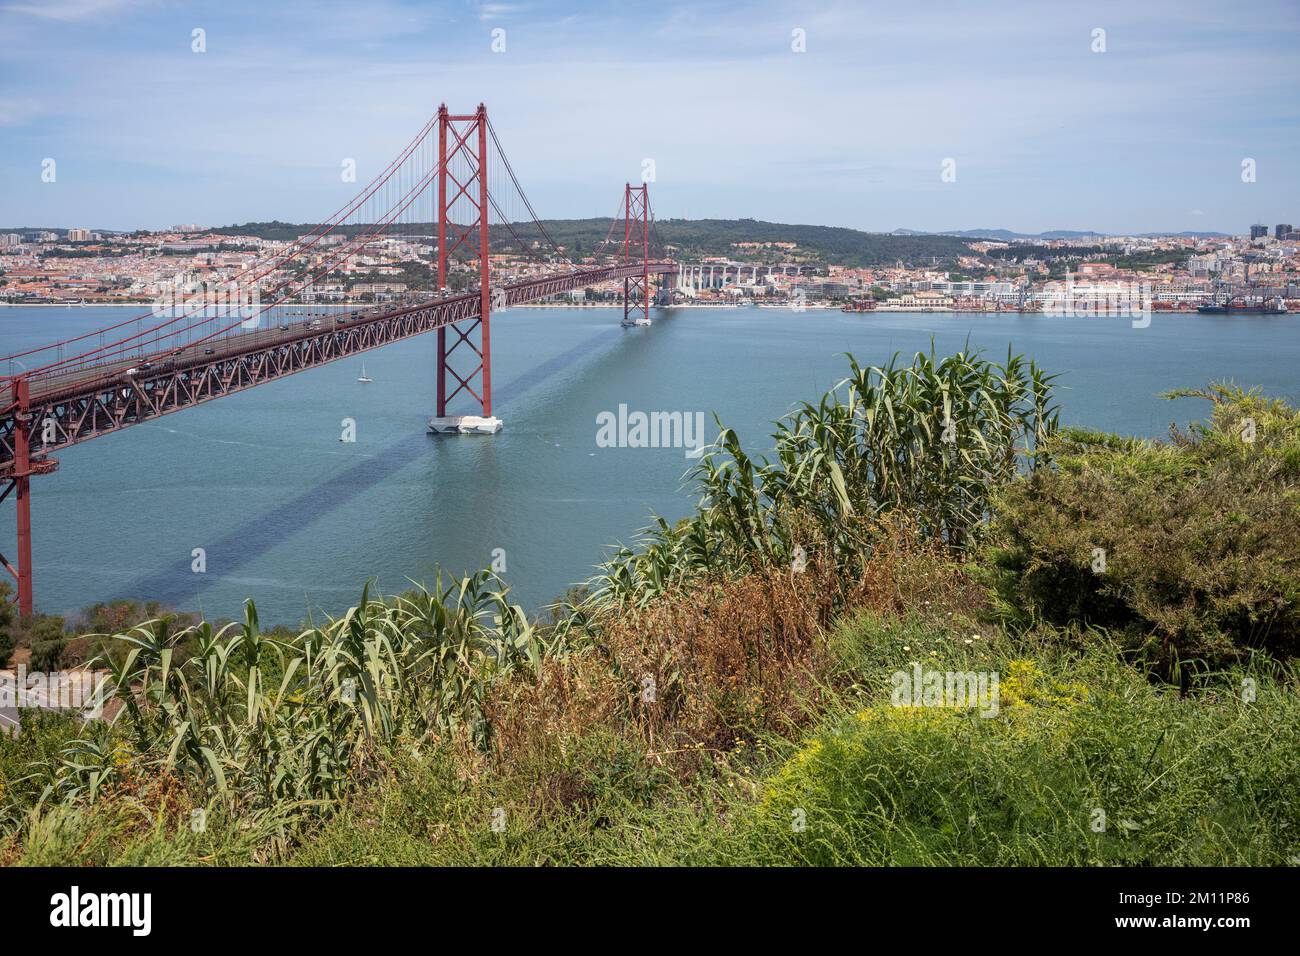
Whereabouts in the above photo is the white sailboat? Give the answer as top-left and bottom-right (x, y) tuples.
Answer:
(357, 362), (373, 383)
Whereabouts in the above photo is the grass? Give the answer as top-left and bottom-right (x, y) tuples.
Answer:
(7, 610), (1293, 867)
(733, 615), (1300, 866)
(290, 616), (1300, 867)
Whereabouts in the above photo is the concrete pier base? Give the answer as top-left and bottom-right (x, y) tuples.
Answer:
(427, 415), (503, 435)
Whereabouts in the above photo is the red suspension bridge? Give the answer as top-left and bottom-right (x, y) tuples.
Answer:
(0, 104), (677, 617)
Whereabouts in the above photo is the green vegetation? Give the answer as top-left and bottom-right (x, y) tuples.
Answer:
(1107, 249), (1190, 271)
(584, 345), (1056, 614)
(644, 218), (973, 267)
(740, 618), (1298, 866)
(986, 244), (1189, 272)
(1, 351), (1295, 867)
(210, 218), (977, 268)
(990, 384), (1300, 670)
(0, 595), (202, 672)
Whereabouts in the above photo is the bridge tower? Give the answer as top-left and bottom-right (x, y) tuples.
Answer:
(1, 376), (56, 619)
(619, 183), (652, 327)
(1, 377), (33, 617)
(430, 103), (501, 434)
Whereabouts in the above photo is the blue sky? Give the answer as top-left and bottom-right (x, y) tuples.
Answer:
(1, 0), (1297, 233)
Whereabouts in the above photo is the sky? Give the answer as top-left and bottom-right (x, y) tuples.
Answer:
(1, 0), (1297, 235)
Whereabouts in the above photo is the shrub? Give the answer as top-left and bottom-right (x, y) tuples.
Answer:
(28, 639), (68, 672)
(1, 573), (541, 833)
(0, 710), (84, 836)
(581, 346), (1057, 614)
(26, 616), (69, 671)
(491, 516), (982, 787)
(988, 384), (1300, 669)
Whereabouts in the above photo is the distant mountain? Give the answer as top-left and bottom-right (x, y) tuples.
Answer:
(1139, 231), (1233, 239)
(944, 229), (1110, 241)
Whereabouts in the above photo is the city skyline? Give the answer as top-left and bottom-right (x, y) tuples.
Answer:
(1, 0), (1298, 234)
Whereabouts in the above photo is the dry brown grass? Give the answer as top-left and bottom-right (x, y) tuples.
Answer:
(481, 517), (982, 794)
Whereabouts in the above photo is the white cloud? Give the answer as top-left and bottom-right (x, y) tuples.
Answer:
(0, 97), (41, 126)
(1, 0), (1296, 232)
(2, 0), (142, 20)
(475, 2), (527, 20)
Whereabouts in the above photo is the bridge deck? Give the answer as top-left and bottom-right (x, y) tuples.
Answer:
(1, 261), (677, 476)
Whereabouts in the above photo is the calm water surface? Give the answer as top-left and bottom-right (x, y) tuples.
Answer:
(2, 305), (1297, 624)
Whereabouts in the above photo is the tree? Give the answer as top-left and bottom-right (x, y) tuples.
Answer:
(27, 615), (67, 671)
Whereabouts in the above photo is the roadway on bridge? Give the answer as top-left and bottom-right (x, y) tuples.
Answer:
(21, 262), (675, 406)
(26, 291), (478, 403)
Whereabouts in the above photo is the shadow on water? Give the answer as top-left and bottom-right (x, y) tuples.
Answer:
(120, 321), (629, 614)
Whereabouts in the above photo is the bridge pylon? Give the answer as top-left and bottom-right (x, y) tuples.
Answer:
(430, 103), (501, 435)
(619, 183), (652, 328)
(1, 376), (57, 619)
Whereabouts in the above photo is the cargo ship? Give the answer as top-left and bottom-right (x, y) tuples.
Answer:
(1196, 297), (1287, 314)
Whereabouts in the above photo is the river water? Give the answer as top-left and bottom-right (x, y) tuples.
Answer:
(2, 304), (1296, 624)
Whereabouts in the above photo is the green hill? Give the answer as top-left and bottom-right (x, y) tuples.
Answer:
(208, 218), (976, 268)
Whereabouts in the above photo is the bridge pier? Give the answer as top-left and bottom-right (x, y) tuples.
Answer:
(427, 415), (503, 435)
